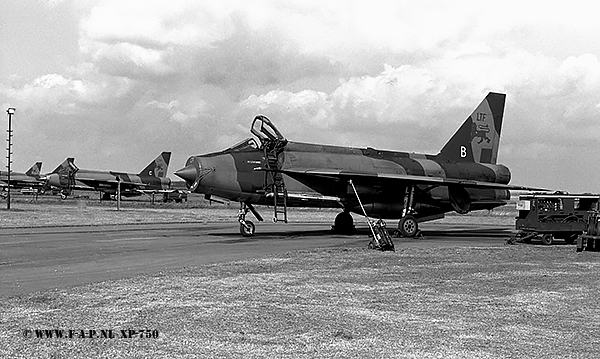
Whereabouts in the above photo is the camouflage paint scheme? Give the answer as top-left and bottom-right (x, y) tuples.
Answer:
(176, 93), (536, 234)
(0, 162), (46, 190)
(47, 152), (172, 198)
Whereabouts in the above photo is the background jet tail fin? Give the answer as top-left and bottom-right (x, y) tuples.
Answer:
(26, 162), (43, 177)
(437, 92), (506, 164)
(51, 158), (78, 175)
(138, 152), (171, 178)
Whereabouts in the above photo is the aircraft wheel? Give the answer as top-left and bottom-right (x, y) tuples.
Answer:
(333, 211), (354, 234)
(240, 221), (255, 237)
(541, 234), (554, 245)
(398, 215), (418, 237)
(60, 193), (67, 200)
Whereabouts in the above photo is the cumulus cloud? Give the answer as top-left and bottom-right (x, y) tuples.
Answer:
(2, 0), (600, 191)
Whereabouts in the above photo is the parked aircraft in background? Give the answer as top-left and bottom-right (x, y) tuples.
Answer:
(0, 162), (47, 193)
(176, 92), (543, 237)
(47, 152), (173, 200)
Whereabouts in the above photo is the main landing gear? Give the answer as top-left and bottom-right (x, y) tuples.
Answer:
(332, 210), (419, 237)
(398, 215), (418, 237)
(396, 185), (419, 237)
(342, 181), (420, 238)
(332, 211), (355, 234)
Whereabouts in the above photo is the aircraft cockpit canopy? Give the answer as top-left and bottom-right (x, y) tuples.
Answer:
(250, 115), (287, 149)
(226, 138), (259, 153)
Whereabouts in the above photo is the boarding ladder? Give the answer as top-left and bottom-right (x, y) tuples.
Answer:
(59, 158), (78, 198)
(251, 115), (289, 223)
(264, 145), (288, 223)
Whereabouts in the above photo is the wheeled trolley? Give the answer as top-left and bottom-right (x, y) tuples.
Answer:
(509, 193), (599, 245)
(577, 211), (600, 252)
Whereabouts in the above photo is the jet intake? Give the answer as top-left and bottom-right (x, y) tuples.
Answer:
(448, 185), (471, 214)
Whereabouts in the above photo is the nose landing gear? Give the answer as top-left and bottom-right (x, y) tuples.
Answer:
(237, 202), (263, 237)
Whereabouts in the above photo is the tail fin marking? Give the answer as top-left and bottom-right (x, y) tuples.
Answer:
(26, 162), (42, 177)
(138, 152), (171, 178)
(437, 92), (506, 164)
(51, 158), (78, 175)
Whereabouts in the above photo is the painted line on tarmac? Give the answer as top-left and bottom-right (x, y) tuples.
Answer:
(96, 237), (161, 242)
(0, 239), (40, 245)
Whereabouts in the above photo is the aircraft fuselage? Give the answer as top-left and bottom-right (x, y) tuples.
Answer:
(0, 171), (46, 190)
(182, 140), (511, 220)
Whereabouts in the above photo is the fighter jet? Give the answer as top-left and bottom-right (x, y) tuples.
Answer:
(176, 92), (539, 237)
(47, 152), (172, 200)
(0, 162), (47, 192)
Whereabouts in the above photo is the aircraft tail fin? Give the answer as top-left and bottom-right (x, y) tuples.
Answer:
(51, 158), (78, 175)
(26, 162), (43, 177)
(437, 92), (506, 164)
(138, 152), (171, 178)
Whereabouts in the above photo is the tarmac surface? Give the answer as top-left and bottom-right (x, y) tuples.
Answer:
(0, 221), (512, 298)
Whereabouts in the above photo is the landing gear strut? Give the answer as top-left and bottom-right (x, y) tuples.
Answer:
(397, 185), (419, 237)
(238, 202), (263, 237)
(238, 203), (255, 237)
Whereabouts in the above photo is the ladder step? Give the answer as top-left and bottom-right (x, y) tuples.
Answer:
(263, 148), (288, 223)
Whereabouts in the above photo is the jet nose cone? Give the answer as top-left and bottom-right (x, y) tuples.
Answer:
(175, 164), (198, 183)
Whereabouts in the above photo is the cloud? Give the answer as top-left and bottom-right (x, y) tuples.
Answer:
(39, 0), (69, 8)
(237, 49), (600, 154)
(3, 0), (600, 191)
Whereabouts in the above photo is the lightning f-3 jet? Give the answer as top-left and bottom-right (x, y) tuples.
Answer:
(176, 92), (539, 237)
(0, 162), (47, 193)
(46, 152), (173, 200)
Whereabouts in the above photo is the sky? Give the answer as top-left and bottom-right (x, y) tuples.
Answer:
(1, 0), (600, 193)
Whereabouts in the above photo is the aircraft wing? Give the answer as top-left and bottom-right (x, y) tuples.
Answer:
(75, 178), (146, 191)
(275, 168), (547, 192)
